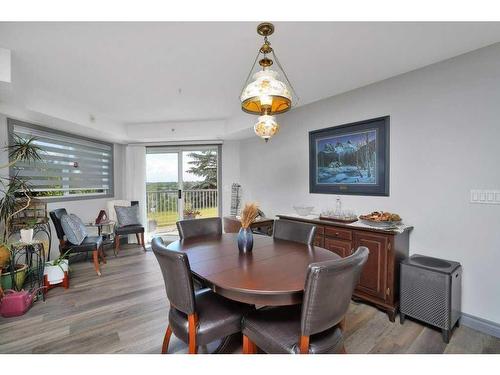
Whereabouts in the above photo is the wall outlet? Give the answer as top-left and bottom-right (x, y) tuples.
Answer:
(470, 189), (500, 205)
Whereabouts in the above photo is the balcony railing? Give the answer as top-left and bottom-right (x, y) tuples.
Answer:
(146, 189), (218, 232)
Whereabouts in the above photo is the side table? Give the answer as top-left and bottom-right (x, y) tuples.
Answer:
(86, 221), (116, 255)
(10, 241), (46, 301)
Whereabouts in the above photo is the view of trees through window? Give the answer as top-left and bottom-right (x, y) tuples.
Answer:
(146, 149), (218, 233)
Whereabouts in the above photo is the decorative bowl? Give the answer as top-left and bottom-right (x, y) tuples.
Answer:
(293, 206), (314, 216)
(359, 219), (402, 228)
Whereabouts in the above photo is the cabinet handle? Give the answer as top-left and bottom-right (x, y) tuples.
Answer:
(335, 232), (340, 236)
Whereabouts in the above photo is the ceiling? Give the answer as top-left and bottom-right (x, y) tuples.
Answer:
(1, 22), (500, 142)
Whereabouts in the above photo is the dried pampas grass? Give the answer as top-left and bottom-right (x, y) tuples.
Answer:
(240, 202), (259, 229)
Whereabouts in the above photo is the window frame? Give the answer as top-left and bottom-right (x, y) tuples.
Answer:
(8, 118), (115, 202)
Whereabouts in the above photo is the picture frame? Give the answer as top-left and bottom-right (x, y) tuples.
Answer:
(309, 116), (390, 196)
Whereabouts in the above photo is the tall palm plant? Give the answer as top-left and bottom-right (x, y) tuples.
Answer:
(0, 135), (42, 242)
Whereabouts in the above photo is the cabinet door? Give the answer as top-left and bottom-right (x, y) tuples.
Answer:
(353, 232), (388, 300)
(313, 235), (324, 248)
(324, 238), (352, 258)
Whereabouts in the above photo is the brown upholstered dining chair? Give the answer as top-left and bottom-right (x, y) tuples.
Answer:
(151, 236), (253, 354)
(273, 219), (317, 245)
(242, 246), (369, 354)
(176, 217), (223, 240)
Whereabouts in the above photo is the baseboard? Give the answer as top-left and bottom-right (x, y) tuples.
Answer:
(461, 313), (500, 338)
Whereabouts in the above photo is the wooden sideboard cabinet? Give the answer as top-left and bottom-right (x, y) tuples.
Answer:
(277, 215), (413, 322)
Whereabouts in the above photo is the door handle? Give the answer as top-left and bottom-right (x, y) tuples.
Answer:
(178, 189), (182, 199)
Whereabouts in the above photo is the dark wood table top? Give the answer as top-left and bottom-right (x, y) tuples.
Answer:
(166, 233), (340, 306)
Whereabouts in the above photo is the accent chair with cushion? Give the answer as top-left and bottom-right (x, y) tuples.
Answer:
(242, 246), (369, 354)
(49, 209), (105, 276)
(151, 236), (253, 354)
(176, 217), (223, 240)
(110, 200), (146, 253)
(273, 219), (317, 245)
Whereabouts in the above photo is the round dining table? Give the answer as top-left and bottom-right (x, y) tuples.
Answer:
(166, 233), (341, 306)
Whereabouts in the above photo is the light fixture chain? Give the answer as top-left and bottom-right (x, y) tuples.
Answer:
(271, 50), (300, 102)
(239, 49), (262, 97)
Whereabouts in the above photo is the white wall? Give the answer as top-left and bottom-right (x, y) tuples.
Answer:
(239, 43), (500, 324)
(0, 114), (126, 259)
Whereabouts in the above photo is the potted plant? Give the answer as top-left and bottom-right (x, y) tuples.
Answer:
(1, 134), (41, 291)
(1, 262), (28, 291)
(237, 202), (259, 253)
(20, 218), (37, 243)
(183, 203), (201, 220)
(43, 249), (71, 289)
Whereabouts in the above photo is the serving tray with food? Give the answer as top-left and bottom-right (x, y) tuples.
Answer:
(359, 211), (402, 228)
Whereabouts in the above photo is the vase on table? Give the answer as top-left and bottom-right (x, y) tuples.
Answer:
(237, 227), (253, 253)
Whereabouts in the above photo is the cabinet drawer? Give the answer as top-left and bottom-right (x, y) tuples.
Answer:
(324, 227), (352, 241)
(324, 238), (353, 258)
(314, 225), (325, 236)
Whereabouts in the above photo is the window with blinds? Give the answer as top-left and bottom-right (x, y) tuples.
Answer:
(8, 119), (114, 200)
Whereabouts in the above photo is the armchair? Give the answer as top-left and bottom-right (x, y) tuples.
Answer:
(49, 209), (105, 276)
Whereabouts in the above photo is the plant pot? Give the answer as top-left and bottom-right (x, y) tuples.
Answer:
(44, 259), (69, 285)
(237, 227), (254, 253)
(1, 264), (28, 291)
(20, 228), (34, 243)
(0, 244), (10, 269)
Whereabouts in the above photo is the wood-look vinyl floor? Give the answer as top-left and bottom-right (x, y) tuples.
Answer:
(1, 245), (499, 354)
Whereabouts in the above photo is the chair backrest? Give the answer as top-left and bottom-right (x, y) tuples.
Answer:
(273, 219), (317, 245)
(49, 208), (68, 241)
(300, 246), (369, 336)
(151, 236), (196, 315)
(107, 200), (131, 222)
(176, 217), (222, 240)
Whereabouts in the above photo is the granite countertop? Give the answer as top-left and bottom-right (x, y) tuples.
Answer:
(276, 213), (413, 235)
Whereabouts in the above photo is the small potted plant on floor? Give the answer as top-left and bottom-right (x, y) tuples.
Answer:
(43, 249), (71, 290)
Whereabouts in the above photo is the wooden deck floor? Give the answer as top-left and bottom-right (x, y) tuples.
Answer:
(1, 245), (499, 354)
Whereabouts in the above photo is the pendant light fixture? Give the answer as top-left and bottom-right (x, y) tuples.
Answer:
(240, 22), (298, 142)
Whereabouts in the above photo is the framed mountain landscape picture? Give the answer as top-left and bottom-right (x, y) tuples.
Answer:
(309, 116), (390, 196)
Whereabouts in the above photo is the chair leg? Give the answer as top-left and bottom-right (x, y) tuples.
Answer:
(92, 250), (101, 276)
(340, 344), (347, 354)
(140, 232), (146, 251)
(299, 335), (310, 354)
(99, 245), (107, 264)
(188, 314), (198, 354)
(243, 335), (257, 354)
(162, 325), (173, 354)
(115, 234), (120, 254)
(135, 233), (140, 245)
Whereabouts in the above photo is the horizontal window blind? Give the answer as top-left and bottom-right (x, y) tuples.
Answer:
(9, 119), (114, 200)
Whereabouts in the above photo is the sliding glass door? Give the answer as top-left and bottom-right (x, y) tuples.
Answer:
(145, 145), (221, 236)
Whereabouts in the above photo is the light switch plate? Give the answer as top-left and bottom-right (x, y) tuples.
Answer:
(470, 189), (500, 205)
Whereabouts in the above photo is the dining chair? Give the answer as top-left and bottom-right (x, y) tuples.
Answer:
(176, 217), (223, 240)
(151, 236), (253, 354)
(273, 219), (316, 245)
(242, 246), (369, 354)
(112, 201), (146, 253)
(49, 209), (105, 276)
